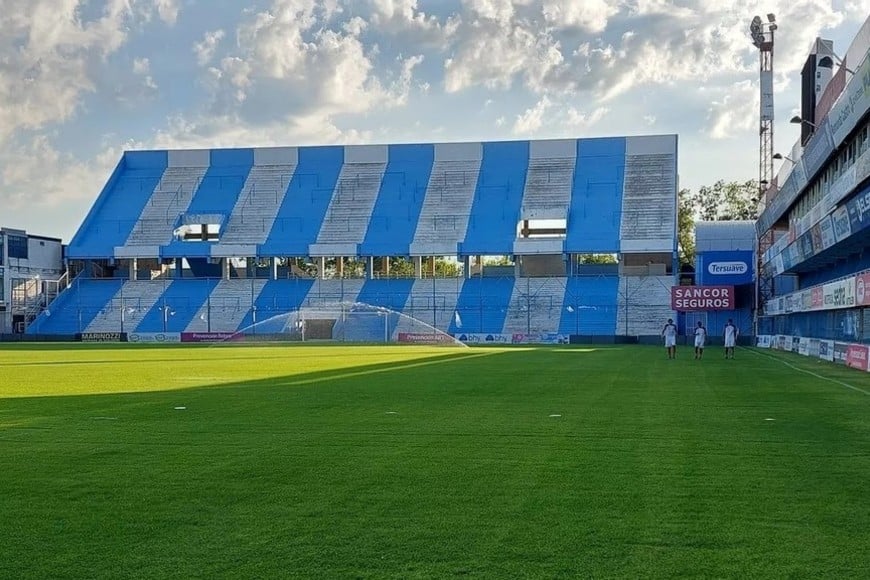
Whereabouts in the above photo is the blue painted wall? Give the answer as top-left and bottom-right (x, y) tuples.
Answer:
(359, 144), (434, 256)
(260, 146), (344, 256)
(461, 141), (529, 255)
(565, 138), (625, 253)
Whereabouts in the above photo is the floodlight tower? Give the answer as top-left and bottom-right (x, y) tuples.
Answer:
(751, 13), (777, 335)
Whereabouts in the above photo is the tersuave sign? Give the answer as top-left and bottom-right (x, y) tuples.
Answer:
(707, 261), (748, 275)
(671, 286), (735, 311)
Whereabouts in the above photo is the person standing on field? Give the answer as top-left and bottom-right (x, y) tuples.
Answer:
(694, 320), (707, 360)
(724, 319), (738, 359)
(662, 318), (678, 359)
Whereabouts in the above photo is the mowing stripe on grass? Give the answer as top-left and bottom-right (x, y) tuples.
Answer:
(742, 347), (870, 396)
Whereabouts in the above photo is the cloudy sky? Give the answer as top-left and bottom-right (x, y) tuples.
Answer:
(2, 0), (869, 242)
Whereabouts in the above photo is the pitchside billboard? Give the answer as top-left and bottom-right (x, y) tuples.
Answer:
(696, 251), (754, 286)
(671, 286), (735, 311)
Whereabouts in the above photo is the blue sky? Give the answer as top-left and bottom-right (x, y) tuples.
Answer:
(2, 0), (869, 241)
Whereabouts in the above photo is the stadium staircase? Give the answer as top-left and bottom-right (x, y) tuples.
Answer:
(185, 279), (268, 333)
(410, 159), (480, 255)
(220, 165), (296, 245)
(125, 167), (206, 246)
(616, 276), (675, 336)
(558, 276), (619, 335)
(84, 280), (169, 333)
(502, 277), (567, 335)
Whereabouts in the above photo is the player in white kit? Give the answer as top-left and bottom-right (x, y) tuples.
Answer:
(693, 320), (707, 360)
(723, 319), (738, 359)
(661, 318), (677, 359)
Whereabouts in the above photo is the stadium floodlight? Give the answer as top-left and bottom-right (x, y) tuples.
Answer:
(790, 115), (817, 128)
(767, 13), (776, 23)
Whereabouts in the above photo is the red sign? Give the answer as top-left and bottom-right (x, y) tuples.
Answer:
(671, 286), (735, 311)
(846, 344), (869, 371)
(180, 332), (243, 343)
(397, 332), (455, 345)
(856, 274), (870, 306)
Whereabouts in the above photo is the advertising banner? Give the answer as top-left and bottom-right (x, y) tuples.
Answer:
(791, 336), (800, 352)
(822, 277), (856, 310)
(810, 224), (823, 252)
(180, 332), (241, 343)
(819, 215), (836, 249)
(832, 205), (852, 242)
(812, 287), (824, 309)
(819, 340), (834, 362)
(757, 335), (771, 348)
(808, 338), (820, 358)
(846, 185), (870, 234)
(127, 332), (181, 343)
(857, 273), (870, 306)
(671, 286), (735, 311)
(846, 344), (870, 371)
(78, 332), (127, 343)
(829, 51), (870, 145)
(698, 251), (754, 286)
(510, 333), (570, 344)
(834, 342), (849, 365)
(399, 332), (457, 344)
(799, 337), (810, 357)
(454, 333), (511, 344)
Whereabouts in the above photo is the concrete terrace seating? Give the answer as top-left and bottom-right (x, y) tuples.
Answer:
(84, 280), (169, 333)
(125, 166), (207, 247)
(28, 279), (124, 335)
(502, 277), (567, 335)
(403, 278), (463, 332)
(185, 279), (268, 333)
(134, 279), (219, 333)
(620, 136), (678, 252)
(312, 155), (388, 256)
(303, 279), (366, 309)
(411, 146), (481, 256)
(616, 275), (675, 336)
(219, 165), (296, 246)
(521, 141), (575, 220)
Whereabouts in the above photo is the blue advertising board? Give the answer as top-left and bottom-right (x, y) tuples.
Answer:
(697, 250), (754, 285)
(847, 183), (870, 234)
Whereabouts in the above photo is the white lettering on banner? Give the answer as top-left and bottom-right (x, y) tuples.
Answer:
(708, 262), (748, 275)
(833, 206), (852, 241)
(856, 190), (870, 224)
(674, 298), (733, 309)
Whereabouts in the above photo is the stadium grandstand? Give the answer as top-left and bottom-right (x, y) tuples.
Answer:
(756, 14), (870, 366)
(24, 136), (678, 344)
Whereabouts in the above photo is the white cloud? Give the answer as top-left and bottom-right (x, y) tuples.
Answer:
(541, 0), (618, 33)
(566, 106), (610, 128)
(512, 96), (552, 135)
(153, 0), (180, 25)
(132, 58), (151, 75)
(706, 80), (757, 139)
(193, 30), (226, 66)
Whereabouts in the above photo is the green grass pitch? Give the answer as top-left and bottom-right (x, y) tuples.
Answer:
(1, 342), (870, 578)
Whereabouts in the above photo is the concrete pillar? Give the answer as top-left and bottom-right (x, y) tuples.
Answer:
(414, 256), (423, 278)
(430, 257), (437, 277)
(129, 258), (137, 281)
(366, 256), (374, 279)
(464, 256), (471, 279)
(319, 257), (325, 279)
(223, 258), (231, 280)
(271, 257), (278, 280)
(337, 256), (344, 278)
(384, 257), (390, 277)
